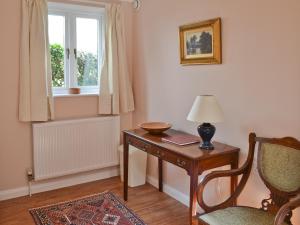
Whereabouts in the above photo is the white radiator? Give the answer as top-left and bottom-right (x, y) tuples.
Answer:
(32, 116), (120, 181)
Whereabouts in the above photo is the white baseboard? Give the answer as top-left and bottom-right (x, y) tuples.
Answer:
(146, 175), (189, 207)
(2, 169), (201, 212)
(0, 186), (30, 202)
(0, 166), (119, 201)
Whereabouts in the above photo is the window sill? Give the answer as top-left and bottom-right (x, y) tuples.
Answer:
(53, 93), (99, 98)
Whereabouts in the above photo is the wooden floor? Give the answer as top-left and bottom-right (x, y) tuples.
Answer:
(0, 177), (189, 225)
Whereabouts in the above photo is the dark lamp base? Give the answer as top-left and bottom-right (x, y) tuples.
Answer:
(197, 123), (216, 150)
(200, 142), (214, 150)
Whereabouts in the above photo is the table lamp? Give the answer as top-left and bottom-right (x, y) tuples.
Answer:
(187, 95), (224, 150)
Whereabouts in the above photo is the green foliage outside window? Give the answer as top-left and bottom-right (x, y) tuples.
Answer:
(50, 44), (98, 87)
(50, 44), (65, 87)
(76, 51), (98, 86)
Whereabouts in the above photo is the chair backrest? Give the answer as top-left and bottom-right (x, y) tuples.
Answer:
(256, 136), (300, 220)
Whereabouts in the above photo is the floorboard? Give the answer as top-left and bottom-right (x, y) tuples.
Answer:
(0, 177), (189, 225)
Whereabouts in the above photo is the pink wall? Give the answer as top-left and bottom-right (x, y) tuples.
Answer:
(0, 0), (133, 191)
(0, 0), (299, 222)
(132, 0), (300, 222)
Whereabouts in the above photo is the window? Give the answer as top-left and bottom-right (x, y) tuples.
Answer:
(48, 3), (104, 95)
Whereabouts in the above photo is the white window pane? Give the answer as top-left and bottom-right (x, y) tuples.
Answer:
(48, 15), (65, 88)
(76, 17), (98, 87)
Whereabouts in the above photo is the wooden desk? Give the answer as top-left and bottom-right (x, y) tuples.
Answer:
(123, 129), (240, 225)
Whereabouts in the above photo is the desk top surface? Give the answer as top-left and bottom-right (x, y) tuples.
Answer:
(124, 129), (240, 160)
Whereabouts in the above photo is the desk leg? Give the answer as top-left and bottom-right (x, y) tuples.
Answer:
(123, 136), (129, 201)
(230, 154), (239, 206)
(189, 170), (199, 225)
(158, 158), (163, 192)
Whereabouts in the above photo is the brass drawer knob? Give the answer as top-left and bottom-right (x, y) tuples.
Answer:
(155, 150), (164, 157)
(177, 159), (186, 167)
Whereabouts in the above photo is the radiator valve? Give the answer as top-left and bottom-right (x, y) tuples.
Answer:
(27, 168), (34, 181)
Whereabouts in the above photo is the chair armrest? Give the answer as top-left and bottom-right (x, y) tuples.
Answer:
(197, 133), (257, 213)
(197, 164), (251, 212)
(274, 195), (300, 225)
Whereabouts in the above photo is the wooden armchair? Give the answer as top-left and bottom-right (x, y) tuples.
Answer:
(196, 133), (300, 225)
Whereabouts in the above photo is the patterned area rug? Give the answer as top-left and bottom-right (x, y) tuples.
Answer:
(29, 192), (146, 225)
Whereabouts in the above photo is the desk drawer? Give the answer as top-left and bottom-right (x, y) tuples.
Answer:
(148, 146), (190, 170)
(127, 136), (190, 170)
(128, 137), (150, 152)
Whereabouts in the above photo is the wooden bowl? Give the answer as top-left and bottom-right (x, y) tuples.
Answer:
(139, 122), (172, 135)
(69, 88), (81, 94)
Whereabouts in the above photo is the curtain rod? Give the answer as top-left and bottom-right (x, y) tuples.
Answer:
(48, 0), (140, 9)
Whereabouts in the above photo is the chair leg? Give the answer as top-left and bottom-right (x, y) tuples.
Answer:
(192, 216), (199, 225)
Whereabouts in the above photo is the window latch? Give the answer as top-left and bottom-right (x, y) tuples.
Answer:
(74, 49), (77, 59)
(66, 48), (70, 59)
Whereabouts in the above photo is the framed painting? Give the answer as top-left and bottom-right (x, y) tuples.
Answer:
(179, 18), (222, 65)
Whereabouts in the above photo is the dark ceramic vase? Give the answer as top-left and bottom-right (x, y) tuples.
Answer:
(197, 123), (216, 150)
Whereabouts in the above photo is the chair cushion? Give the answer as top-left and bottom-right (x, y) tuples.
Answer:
(199, 207), (288, 225)
(260, 143), (300, 192)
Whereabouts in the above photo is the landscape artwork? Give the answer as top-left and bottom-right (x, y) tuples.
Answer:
(184, 27), (213, 59)
(179, 18), (222, 65)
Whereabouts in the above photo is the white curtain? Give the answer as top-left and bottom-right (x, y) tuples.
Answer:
(19, 0), (54, 122)
(99, 4), (135, 115)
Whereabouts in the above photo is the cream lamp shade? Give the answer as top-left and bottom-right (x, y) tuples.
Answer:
(187, 95), (224, 123)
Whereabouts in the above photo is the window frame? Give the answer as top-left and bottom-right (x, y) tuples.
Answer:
(48, 2), (105, 96)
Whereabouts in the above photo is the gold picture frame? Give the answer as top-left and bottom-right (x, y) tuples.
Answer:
(179, 18), (222, 65)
